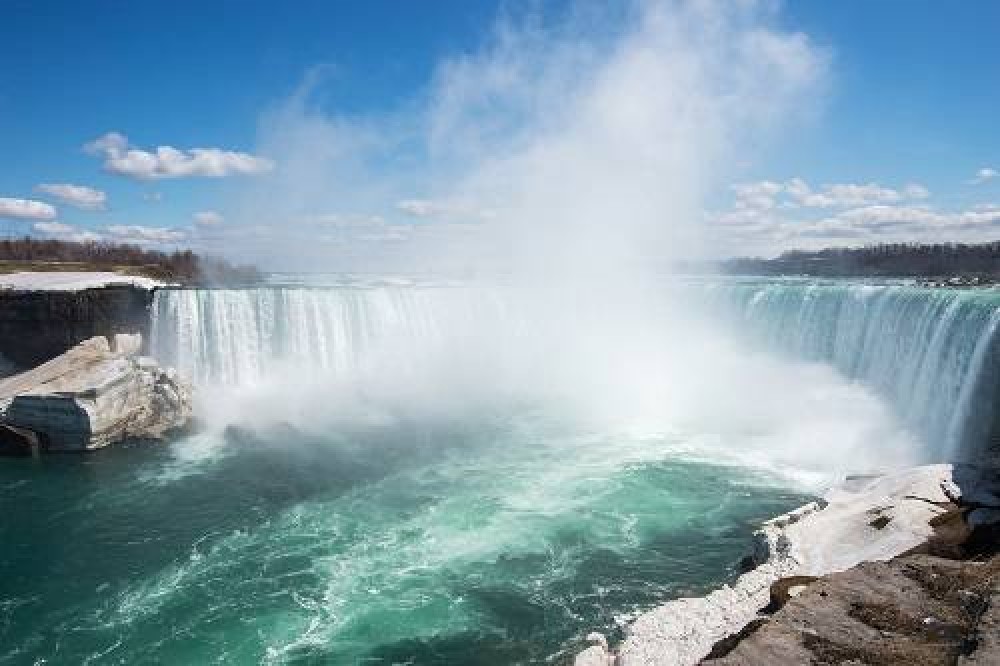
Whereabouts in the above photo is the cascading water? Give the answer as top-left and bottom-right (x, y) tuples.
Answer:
(698, 279), (1000, 463)
(152, 279), (1000, 464)
(7, 278), (998, 665)
(150, 286), (518, 386)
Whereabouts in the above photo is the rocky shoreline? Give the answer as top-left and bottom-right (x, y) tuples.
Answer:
(576, 465), (1000, 666)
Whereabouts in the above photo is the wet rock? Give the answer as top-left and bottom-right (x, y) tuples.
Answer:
(575, 633), (614, 666)
(0, 334), (191, 452)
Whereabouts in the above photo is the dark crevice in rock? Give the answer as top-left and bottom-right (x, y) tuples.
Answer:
(703, 618), (769, 660)
(870, 514), (892, 529)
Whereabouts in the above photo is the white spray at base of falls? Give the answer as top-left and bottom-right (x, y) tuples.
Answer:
(700, 280), (1000, 463)
(148, 279), (1000, 475)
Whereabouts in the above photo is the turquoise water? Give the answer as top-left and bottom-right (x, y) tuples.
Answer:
(5, 277), (1000, 664)
(0, 413), (808, 664)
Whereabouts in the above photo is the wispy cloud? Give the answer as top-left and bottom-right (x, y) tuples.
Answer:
(33, 221), (75, 234)
(105, 224), (187, 243)
(0, 197), (57, 221)
(193, 211), (224, 226)
(35, 183), (107, 210)
(396, 198), (493, 221)
(86, 132), (273, 180)
(712, 178), (1000, 256)
(734, 178), (930, 211)
(32, 221), (103, 243)
(969, 167), (997, 185)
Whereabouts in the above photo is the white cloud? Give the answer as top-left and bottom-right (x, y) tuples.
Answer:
(731, 178), (930, 213)
(709, 196), (1000, 256)
(85, 132), (274, 180)
(302, 213), (411, 242)
(357, 227), (411, 242)
(0, 197), (57, 221)
(732, 181), (783, 210)
(35, 183), (107, 211)
(903, 183), (930, 199)
(970, 167), (997, 185)
(143, 191), (163, 202)
(396, 199), (439, 217)
(33, 221), (75, 234)
(70, 230), (103, 243)
(193, 211), (224, 226)
(396, 198), (494, 220)
(32, 221), (103, 243)
(105, 224), (187, 243)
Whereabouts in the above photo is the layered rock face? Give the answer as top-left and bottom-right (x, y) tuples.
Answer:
(0, 334), (191, 452)
(0, 284), (154, 368)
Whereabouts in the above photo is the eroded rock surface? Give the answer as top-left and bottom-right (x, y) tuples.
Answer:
(703, 553), (1000, 666)
(600, 466), (957, 666)
(0, 334), (191, 452)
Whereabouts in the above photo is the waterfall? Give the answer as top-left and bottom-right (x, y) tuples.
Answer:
(150, 286), (515, 386)
(700, 280), (1000, 462)
(150, 281), (1000, 463)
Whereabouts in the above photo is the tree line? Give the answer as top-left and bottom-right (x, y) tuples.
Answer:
(718, 241), (1000, 279)
(0, 236), (262, 285)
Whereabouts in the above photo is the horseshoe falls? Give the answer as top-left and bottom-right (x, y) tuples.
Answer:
(3, 278), (999, 665)
(150, 280), (1000, 465)
(701, 279), (1000, 464)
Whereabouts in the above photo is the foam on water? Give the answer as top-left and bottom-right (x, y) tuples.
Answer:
(5, 278), (999, 664)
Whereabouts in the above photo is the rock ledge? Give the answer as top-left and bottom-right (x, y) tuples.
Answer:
(0, 334), (191, 452)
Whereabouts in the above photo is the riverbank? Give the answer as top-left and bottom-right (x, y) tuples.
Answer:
(576, 464), (1000, 665)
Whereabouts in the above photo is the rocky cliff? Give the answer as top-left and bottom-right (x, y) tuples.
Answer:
(0, 285), (154, 368)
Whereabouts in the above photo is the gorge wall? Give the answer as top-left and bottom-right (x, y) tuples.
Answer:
(0, 286), (153, 369)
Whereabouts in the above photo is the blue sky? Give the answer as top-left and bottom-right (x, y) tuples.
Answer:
(1, 1), (998, 266)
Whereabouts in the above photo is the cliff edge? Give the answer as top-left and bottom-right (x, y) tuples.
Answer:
(0, 271), (163, 368)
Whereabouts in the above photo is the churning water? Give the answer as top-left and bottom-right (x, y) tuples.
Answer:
(3, 277), (999, 664)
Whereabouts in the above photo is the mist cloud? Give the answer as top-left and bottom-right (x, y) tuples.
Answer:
(228, 0), (826, 274)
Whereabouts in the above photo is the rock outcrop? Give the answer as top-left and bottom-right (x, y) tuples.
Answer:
(0, 273), (160, 368)
(702, 552), (1000, 665)
(0, 334), (191, 452)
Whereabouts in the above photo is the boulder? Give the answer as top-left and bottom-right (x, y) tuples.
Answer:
(0, 334), (191, 452)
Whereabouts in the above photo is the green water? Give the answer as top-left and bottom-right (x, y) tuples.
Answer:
(0, 412), (809, 665)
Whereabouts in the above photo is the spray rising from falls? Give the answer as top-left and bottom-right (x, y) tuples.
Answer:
(151, 280), (1000, 469)
(699, 279), (1000, 463)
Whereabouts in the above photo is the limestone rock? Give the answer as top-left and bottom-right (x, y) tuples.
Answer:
(704, 554), (1000, 666)
(592, 465), (961, 666)
(0, 334), (191, 452)
(575, 633), (614, 666)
